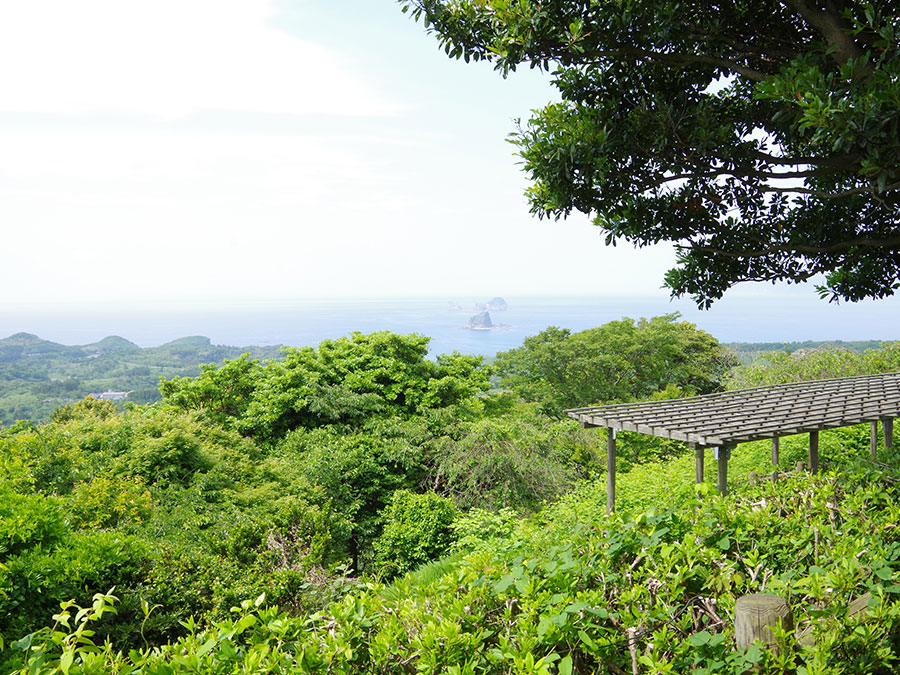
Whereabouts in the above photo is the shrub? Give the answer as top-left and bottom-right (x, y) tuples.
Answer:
(67, 476), (153, 530)
(374, 490), (457, 578)
(431, 415), (601, 511)
(0, 531), (150, 644)
(0, 487), (66, 560)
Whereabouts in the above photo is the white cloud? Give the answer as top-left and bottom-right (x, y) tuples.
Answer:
(0, 0), (399, 118)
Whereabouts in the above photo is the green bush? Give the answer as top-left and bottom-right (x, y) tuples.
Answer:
(114, 424), (211, 487)
(0, 531), (149, 645)
(431, 414), (602, 511)
(728, 342), (900, 388)
(13, 465), (900, 674)
(0, 488), (66, 560)
(67, 476), (153, 530)
(374, 490), (457, 578)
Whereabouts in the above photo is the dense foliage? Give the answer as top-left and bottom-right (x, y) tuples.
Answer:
(728, 341), (900, 388)
(11, 430), (900, 674)
(726, 339), (886, 365)
(3, 322), (900, 673)
(0, 333), (281, 426)
(160, 331), (490, 443)
(0, 330), (520, 666)
(401, 0), (900, 305)
(494, 314), (735, 415)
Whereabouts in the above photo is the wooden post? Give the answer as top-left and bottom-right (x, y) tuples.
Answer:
(771, 437), (780, 466)
(885, 418), (894, 451)
(607, 427), (616, 515)
(695, 445), (704, 483)
(717, 446), (730, 496)
(809, 430), (819, 474)
(871, 421), (879, 456)
(735, 594), (793, 650)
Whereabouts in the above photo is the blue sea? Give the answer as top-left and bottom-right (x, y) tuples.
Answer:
(3, 292), (900, 357)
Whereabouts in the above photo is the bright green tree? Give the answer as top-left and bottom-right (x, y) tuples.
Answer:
(159, 354), (263, 429)
(402, 1), (900, 305)
(494, 314), (735, 414)
(161, 332), (491, 443)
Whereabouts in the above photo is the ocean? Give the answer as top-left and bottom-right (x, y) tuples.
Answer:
(3, 292), (900, 357)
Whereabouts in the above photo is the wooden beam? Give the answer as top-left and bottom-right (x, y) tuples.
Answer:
(695, 445), (704, 483)
(771, 437), (780, 466)
(607, 427), (616, 515)
(809, 430), (819, 474)
(717, 446), (730, 496)
(735, 594), (793, 650)
(885, 418), (894, 451)
(871, 421), (879, 456)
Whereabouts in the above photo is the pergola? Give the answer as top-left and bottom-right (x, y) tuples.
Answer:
(566, 372), (900, 514)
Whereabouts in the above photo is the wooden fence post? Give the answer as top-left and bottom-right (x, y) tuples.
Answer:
(885, 418), (894, 451)
(717, 446), (730, 496)
(872, 421), (879, 457)
(735, 594), (793, 650)
(771, 437), (780, 466)
(695, 445), (704, 484)
(809, 430), (819, 474)
(607, 427), (616, 515)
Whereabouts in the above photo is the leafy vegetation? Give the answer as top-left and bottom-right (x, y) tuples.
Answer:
(10, 433), (900, 674)
(728, 341), (900, 388)
(726, 340), (887, 365)
(2, 319), (900, 673)
(494, 314), (735, 416)
(0, 332), (282, 426)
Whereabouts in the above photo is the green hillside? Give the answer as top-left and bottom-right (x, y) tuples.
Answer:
(0, 333), (283, 426)
(2, 320), (900, 674)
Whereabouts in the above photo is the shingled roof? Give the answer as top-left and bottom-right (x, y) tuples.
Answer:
(566, 372), (900, 448)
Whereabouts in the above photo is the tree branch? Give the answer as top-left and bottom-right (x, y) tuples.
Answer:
(635, 166), (842, 193)
(746, 149), (862, 170)
(690, 234), (900, 259)
(578, 47), (769, 81)
(760, 181), (900, 198)
(780, 0), (867, 67)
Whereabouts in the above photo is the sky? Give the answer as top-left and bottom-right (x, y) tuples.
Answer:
(0, 0), (898, 330)
(0, 0), (682, 307)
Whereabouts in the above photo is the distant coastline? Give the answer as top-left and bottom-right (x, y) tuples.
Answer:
(2, 294), (900, 358)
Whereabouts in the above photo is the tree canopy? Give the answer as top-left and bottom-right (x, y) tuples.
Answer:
(494, 314), (735, 415)
(401, 0), (900, 305)
(160, 331), (490, 442)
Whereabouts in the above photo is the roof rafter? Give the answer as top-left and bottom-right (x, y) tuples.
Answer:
(566, 372), (900, 448)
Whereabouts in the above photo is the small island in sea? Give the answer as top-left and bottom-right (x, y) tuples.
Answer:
(472, 296), (510, 312)
(463, 310), (510, 331)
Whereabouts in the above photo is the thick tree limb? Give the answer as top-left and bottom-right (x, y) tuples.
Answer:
(578, 47), (769, 81)
(746, 150), (862, 170)
(761, 181), (900, 198)
(691, 235), (900, 258)
(780, 0), (866, 66)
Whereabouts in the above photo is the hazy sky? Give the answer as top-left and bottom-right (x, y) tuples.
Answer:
(0, 0), (685, 306)
(0, 0), (896, 319)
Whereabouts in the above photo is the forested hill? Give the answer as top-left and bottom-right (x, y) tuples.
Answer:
(727, 340), (886, 365)
(0, 332), (283, 426)
(1, 330), (895, 426)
